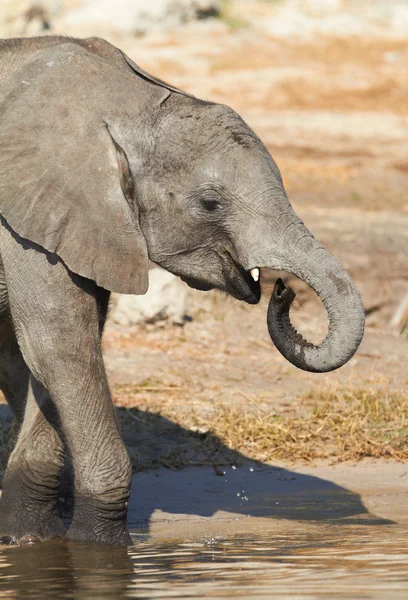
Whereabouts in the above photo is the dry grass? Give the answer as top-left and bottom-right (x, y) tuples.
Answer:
(0, 387), (406, 480)
(116, 386), (408, 470)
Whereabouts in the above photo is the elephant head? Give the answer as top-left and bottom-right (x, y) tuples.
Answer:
(0, 37), (364, 373)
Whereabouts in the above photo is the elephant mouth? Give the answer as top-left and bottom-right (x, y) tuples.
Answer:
(180, 254), (261, 305)
(223, 254), (261, 304)
(180, 276), (214, 292)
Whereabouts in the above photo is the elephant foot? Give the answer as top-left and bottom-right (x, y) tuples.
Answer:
(0, 514), (66, 546)
(68, 526), (131, 546)
(0, 466), (67, 545)
(67, 496), (132, 545)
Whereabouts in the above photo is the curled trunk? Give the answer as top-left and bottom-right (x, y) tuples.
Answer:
(266, 254), (365, 372)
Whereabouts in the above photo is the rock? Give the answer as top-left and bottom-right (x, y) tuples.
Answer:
(64, 0), (221, 34)
(390, 292), (408, 336)
(111, 267), (189, 326)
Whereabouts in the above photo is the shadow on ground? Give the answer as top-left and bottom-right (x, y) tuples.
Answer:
(118, 407), (392, 534)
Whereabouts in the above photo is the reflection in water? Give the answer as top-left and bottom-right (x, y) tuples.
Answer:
(0, 525), (408, 599)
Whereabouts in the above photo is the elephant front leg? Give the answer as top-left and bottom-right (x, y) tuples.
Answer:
(9, 349), (131, 546)
(0, 377), (66, 545)
(58, 357), (132, 544)
(53, 367), (132, 545)
(17, 319), (131, 545)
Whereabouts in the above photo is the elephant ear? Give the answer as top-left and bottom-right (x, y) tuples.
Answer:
(0, 43), (166, 295)
(121, 51), (193, 98)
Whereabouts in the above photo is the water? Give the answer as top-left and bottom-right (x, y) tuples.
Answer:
(0, 524), (407, 599)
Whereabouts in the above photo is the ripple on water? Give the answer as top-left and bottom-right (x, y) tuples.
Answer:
(0, 524), (407, 599)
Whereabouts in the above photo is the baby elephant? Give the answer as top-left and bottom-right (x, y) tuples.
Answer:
(0, 36), (364, 544)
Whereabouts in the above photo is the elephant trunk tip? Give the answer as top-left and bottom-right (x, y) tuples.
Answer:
(272, 278), (296, 307)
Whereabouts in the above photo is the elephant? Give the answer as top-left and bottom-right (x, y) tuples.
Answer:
(0, 35), (364, 545)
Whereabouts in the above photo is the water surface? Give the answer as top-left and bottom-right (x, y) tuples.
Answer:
(0, 524), (407, 599)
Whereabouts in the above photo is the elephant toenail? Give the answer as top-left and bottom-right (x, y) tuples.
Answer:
(20, 535), (41, 545)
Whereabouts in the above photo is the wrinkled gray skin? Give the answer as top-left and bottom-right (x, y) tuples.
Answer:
(0, 36), (364, 545)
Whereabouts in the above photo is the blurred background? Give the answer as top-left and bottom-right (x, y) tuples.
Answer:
(0, 1), (407, 465)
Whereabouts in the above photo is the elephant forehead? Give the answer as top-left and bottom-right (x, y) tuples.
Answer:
(184, 143), (282, 191)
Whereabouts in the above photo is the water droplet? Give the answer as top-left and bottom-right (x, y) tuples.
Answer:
(276, 502), (279, 505)
(232, 465), (237, 470)
(237, 492), (240, 497)
(249, 467), (254, 472)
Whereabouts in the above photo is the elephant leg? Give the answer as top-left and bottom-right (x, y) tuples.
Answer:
(58, 288), (110, 521)
(0, 226), (131, 545)
(0, 371), (67, 544)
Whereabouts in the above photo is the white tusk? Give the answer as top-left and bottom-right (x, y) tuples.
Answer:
(250, 268), (260, 282)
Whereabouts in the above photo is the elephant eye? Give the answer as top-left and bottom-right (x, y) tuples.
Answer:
(200, 197), (220, 212)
